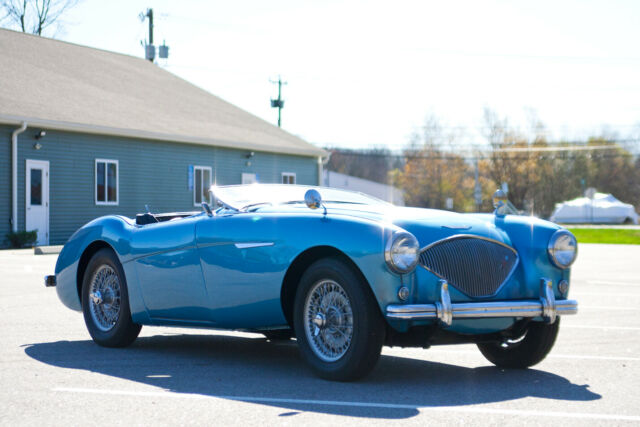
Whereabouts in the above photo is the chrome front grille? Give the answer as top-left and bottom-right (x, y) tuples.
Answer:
(418, 235), (519, 298)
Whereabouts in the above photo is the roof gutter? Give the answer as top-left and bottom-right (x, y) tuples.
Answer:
(0, 114), (328, 158)
(11, 122), (27, 232)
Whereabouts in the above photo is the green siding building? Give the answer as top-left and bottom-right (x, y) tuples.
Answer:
(0, 29), (326, 247)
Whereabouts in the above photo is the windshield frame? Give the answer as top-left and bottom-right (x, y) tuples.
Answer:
(209, 184), (391, 211)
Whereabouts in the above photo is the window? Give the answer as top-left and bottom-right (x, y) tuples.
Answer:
(95, 159), (118, 205)
(242, 173), (257, 184)
(281, 172), (296, 185)
(31, 169), (42, 205)
(193, 166), (212, 206)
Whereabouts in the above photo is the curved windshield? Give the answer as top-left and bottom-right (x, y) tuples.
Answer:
(210, 184), (390, 211)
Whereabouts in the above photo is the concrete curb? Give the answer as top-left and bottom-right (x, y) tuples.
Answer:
(34, 245), (63, 255)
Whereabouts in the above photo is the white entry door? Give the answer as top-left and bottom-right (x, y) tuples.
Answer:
(241, 173), (257, 184)
(25, 159), (49, 246)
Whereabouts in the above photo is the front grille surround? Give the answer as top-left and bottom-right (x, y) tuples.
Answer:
(418, 234), (519, 298)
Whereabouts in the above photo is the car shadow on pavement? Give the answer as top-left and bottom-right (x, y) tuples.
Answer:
(24, 333), (601, 419)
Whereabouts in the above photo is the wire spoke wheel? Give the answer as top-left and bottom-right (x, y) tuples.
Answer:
(294, 258), (384, 380)
(82, 248), (141, 347)
(88, 265), (121, 332)
(303, 279), (354, 362)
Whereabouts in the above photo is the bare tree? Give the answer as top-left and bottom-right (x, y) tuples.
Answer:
(1, 0), (79, 36)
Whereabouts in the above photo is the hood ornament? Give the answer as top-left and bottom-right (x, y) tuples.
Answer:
(492, 189), (508, 217)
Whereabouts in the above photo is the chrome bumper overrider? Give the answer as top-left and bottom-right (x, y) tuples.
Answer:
(386, 279), (577, 326)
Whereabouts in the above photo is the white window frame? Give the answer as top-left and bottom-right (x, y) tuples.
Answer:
(281, 172), (296, 184)
(193, 166), (213, 207)
(95, 159), (119, 206)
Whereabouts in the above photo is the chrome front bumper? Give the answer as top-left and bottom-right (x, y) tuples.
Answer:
(386, 279), (577, 326)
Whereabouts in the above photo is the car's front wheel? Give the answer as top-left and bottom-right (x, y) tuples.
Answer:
(477, 319), (560, 368)
(82, 248), (141, 347)
(293, 258), (385, 381)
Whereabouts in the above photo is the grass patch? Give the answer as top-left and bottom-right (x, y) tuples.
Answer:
(568, 228), (640, 244)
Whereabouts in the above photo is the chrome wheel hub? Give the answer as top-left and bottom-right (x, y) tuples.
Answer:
(90, 291), (103, 305)
(88, 265), (121, 332)
(304, 280), (353, 362)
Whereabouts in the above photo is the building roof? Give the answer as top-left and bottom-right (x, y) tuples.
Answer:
(0, 29), (325, 158)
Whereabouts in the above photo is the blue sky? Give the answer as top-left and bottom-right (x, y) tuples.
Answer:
(24, 0), (640, 149)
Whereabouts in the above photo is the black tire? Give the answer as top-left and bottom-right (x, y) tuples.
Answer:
(477, 319), (560, 368)
(623, 217), (633, 225)
(82, 248), (141, 347)
(293, 257), (385, 381)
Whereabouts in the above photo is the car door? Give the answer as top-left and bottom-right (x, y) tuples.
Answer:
(195, 211), (290, 329)
(132, 216), (210, 322)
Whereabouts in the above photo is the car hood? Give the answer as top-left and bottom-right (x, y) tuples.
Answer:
(346, 205), (507, 247)
(265, 203), (509, 248)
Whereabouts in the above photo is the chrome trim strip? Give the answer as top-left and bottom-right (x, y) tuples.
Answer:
(418, 234), (520, 299)
(234, 242), (275, 249)
(386, 299), (578, 321)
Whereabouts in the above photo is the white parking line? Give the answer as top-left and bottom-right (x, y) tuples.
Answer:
(425, 349), (640, 362)
(586, 280), (639, 287)
(579, 306), (638, 311)
(53, 387), (640, 422)
(543, 354), (640, 361)
(563, 325), (640, 331)
(572, 292), (640, 297)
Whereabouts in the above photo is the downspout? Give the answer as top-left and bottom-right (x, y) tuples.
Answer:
(12, 122), (27, 232)
(318, 152), (331, 187)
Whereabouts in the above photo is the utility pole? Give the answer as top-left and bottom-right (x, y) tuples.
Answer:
(147, 8), (154, 46)
(270, 76), (287, 127)
(474, 158), (482, 211)
(140, 8), (169, 62)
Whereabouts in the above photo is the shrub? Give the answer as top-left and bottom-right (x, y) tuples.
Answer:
(6, 230), (38, 248)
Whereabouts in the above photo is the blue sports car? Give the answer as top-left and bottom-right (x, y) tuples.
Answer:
(47, 185), (578, 381)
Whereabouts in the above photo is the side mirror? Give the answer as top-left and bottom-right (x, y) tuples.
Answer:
(304, 189), (327, 215)
(304, 189), (322, 209)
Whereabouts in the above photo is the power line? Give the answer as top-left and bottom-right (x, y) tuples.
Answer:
(325, 138), (640, 152)
(325, 142), (640, 162)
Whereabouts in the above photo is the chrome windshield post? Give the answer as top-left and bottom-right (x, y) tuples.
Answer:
(201, 202), (213, 216)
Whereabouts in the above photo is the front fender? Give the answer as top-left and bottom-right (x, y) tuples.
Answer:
(274, 214), (408, 318)
(54, 216), (136, 311)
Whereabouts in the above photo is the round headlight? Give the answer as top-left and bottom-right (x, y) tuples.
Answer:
(547, 229), (577, 269)
(385, 232), (420, 274)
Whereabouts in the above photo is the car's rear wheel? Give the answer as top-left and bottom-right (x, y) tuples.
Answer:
(293, 258), (385, 381)
(477, 319), (560, 368)
(82, 248), (141, 347)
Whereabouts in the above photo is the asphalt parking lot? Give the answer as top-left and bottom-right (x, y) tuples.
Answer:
(1, 244), (639, 425)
